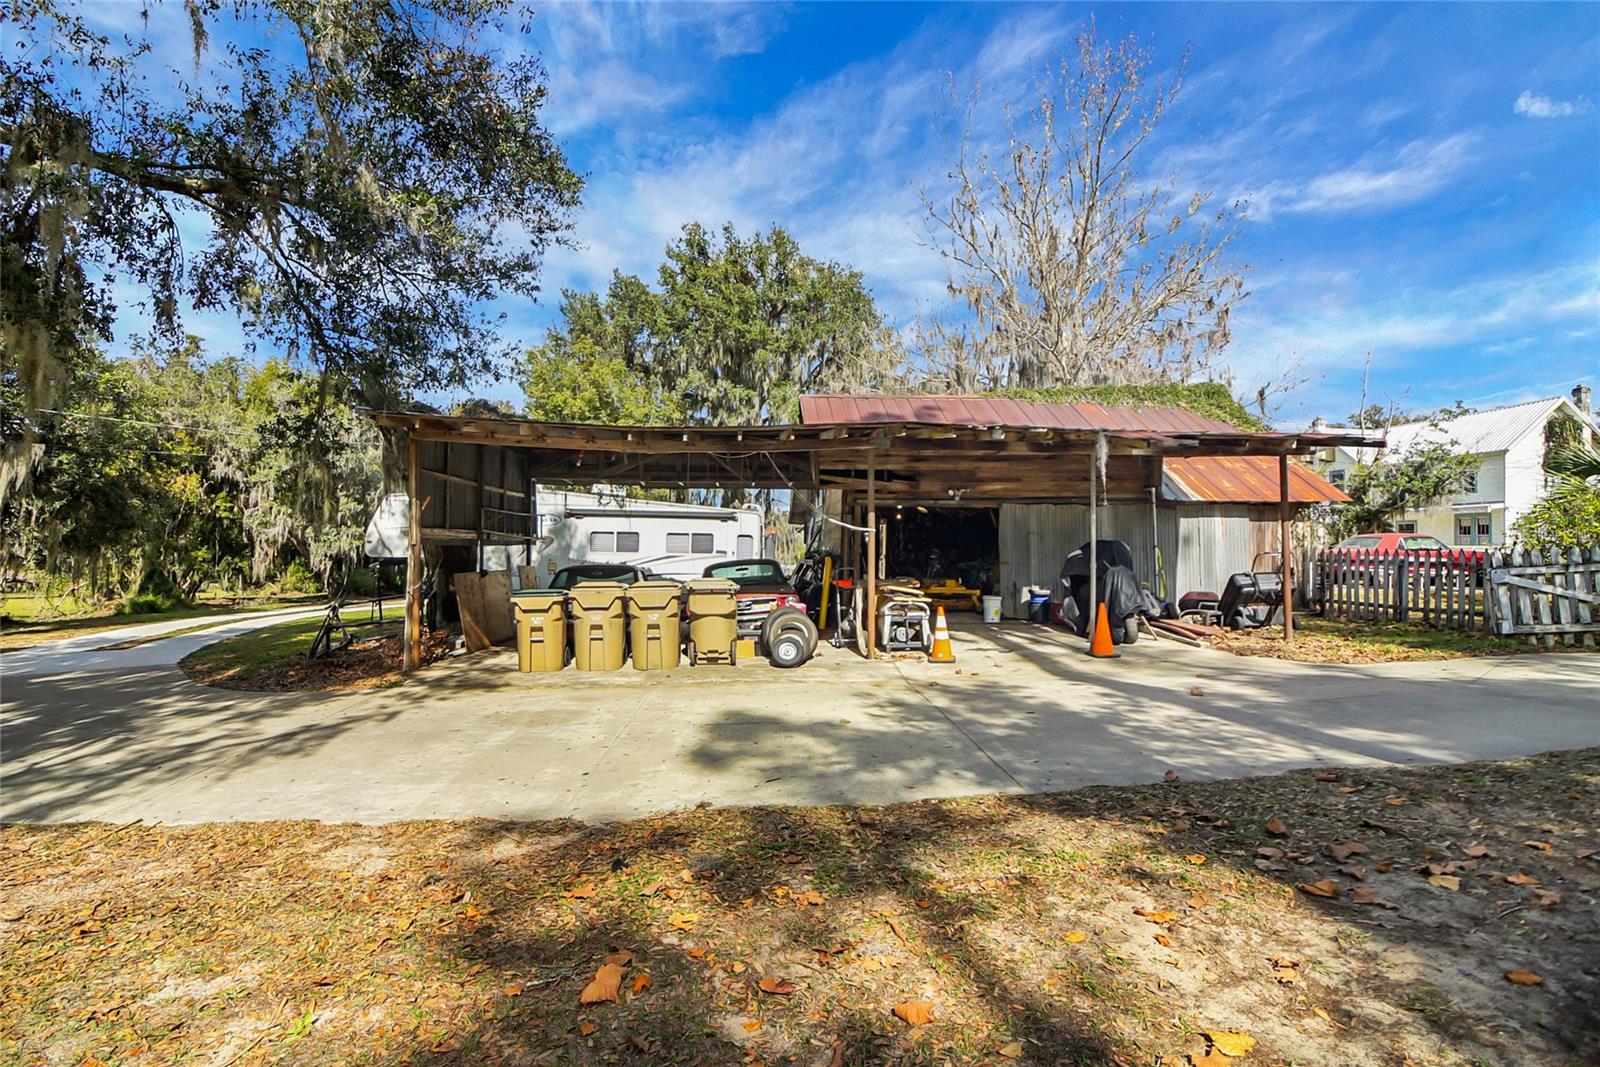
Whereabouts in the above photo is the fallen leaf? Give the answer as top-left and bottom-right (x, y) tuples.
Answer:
(638, 880), (668, 897)
(562, 883), (597, 900)
(1532, 890), (1562, 908)
(1341, 864), (1368, 881)
(1374, 859), (1395, 873)
(1064, 930), (1088, 944)
(1265, 816), (1289, 837)
(1187, 893), (1210, 909)
(1188, 687), (1205, 696)
(1256, 846), (1284, 859)
(1184, 853), (1207, 865)
(1154, 932), (1172, 947)
(1327, 841), (1369, 862)
(1383, 795), (1407, 806)
(1523, 840), (1553, 851)
(1164, 769), (1181, 782)
(604, 949), (635, 967)
(1134, 908), (1178, 923)
(1427, 874), (1461, 891)
(758, 977), (797, 996)
(580, 964), (624, 1005)
(997, 1041), (1024, 1059)
(1350, 886), (1399, 909)
(893, 1001), (935, 1026)
(503, 983), (523, 997)
(1296, 879), (1337, 898)
(668, 912), (699, 932)
(915, 898), (932, 909)
(742, 1019), (763, 1033)
(1188, 1051), (1231, 1067)
(578, 1022), (597, 1036)
(797, 890), (825, 906)
(1337, 785), (1362, 794)
(1505, 872), (1541, 887)
(1313, 770), (1342, 782)
(1206, 1029), (1257, 1057)
(1464, 844), (1491, 858)
(631, 973), (653, 994)
(1505, 969), (1543, 986)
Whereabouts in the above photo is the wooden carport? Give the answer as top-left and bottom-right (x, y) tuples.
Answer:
(367, 407), (1379, 668)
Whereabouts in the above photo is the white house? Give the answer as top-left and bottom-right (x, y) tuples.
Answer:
(1311, 385), (1596, 546)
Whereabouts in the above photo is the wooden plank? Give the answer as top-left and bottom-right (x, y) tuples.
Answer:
(480, 570), (515, 645)
(1491, 573), (1600, 607)
(404, 435), (422, 672)
(1278, 454), (1293, 642)
(454, 572), (492, 652)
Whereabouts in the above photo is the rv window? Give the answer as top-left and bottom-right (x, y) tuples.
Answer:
(737, 534), (755, 556)
(665, 532), (690, 554)
(691, 532), (714, 554)
(589, 532), (615, 553)
(615, 531), (640, 553)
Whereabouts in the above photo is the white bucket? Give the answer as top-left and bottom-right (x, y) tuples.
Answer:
(981, 595), (1002, 623)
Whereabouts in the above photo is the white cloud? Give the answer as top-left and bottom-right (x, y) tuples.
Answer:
(1514, 89), (1594, 119)
(1292, 134), (1477, 212)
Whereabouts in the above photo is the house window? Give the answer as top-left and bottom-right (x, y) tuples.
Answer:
(589, 531), (615, 553)
(615, 531), (640, 553)
(737, 534), (755, 557)
(1395, 521), (1417, 533)
(691, 532), (715, 554)
(1455, 513), (1492, 546)
(666, 532), (690, 554)
(1328, 468), (1346, 488)
(1461, 469), (1478, 493)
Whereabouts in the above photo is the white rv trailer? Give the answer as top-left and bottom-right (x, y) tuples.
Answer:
(364, 486), (764, 586)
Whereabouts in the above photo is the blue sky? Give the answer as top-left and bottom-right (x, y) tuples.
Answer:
(89, 1), (1600, 426)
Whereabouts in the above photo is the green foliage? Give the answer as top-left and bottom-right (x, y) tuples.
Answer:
(1344, 401), (1474, 430)
(3, 0), (580, 487)
(520, 224), (901, 428)
(998, 382), (1267, 431)
(1325, 443), (1479, 540)
(1514, 437), (1600, 552)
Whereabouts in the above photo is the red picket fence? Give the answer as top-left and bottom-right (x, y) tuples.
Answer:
(1314, 548), (1488, 631)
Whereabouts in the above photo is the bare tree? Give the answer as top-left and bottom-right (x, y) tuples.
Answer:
(921, 29), (1248, 390)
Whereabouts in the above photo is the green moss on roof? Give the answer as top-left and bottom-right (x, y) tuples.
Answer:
(993, 382), (1267, 432)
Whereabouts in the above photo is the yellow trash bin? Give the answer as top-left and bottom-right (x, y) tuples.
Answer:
(625, 580), (683, 671)
(569, 581), (628, 671)
(512, 589), (567, 672)
(684, 578), (739, 665)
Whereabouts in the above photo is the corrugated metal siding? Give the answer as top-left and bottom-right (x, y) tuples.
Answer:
(998, 502), (1179, 615)
(998, 503), (1286, 613)
(1163, 456), (1347, 504)
(798, 395), (1240, 434)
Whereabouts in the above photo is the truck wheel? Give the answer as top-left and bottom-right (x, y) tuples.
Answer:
(1122, 617), (1139, 645)
(768, 627), (810, 668)
(762, 607), (816, 658)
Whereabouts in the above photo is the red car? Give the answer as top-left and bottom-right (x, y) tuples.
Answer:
(1328, 532), (1486, 585)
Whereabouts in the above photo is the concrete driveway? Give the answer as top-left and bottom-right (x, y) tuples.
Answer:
(3, 617), (1597, 824)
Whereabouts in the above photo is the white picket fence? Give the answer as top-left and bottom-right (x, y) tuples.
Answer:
(1488, 547), (1599, 648)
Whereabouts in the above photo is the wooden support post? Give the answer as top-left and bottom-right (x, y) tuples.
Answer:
(1088, 447), (1098, 640)
(404, 434), (423, 671)
(1279, 453), (1294, 644)
(865, 450), (877, 659)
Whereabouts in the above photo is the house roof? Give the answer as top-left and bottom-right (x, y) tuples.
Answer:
(797, 394), (1241, 435)
(1162, 456), (1349, 505)
(1384, 397), (1573, 455)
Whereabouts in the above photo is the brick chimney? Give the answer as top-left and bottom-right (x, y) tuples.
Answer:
(1573, 383), (1593, 417)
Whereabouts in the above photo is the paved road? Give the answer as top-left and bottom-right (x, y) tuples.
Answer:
(3, 618), (1597, 824)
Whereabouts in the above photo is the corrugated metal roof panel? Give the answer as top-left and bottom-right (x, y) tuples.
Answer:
(1384, 397), (1564, 455)
(1162, 456), (1348, 504)
(797, 394), (1240, 433)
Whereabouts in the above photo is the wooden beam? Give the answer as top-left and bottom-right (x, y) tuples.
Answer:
(404, 434), (423, 672)
(1280, 453), (1294, 644)
(866, 451), (877, 660)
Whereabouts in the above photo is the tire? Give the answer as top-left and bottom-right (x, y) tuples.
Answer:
(1122, 617), (1139, 645)
(775, 613), (818, 659)
(761, 607), (816, 658)
(767, 627), (810, 668)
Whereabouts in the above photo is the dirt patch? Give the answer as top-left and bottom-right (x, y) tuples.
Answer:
(182, 628), (452, 692)
(1208, 616), (1596, 664)
(2, 751), (1595, 1066)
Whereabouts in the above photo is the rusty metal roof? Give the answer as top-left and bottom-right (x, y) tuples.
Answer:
(798, 394), (1242, 434)
(1163, 456), (1349, 504)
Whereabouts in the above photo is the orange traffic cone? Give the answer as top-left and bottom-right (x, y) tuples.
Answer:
(927, 605), (955, 663)
(1088, 602), (1120, 659)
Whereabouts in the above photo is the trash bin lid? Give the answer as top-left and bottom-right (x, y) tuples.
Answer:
(513, 588), (566, 599)
(684, 578), (739, 592)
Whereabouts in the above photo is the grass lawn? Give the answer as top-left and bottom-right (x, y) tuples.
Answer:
(1208, 616), (1595, 664)
(179, 601), (427, 691)
(0, 593), (324, 652)
(3, 750), (1595, 1066)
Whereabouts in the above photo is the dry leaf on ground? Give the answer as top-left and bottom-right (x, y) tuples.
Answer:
(1427, 874), (1461, 891)
(1188, 1050), (1232, 1067)
(1523, 840), (1554, 851)
(1184, 853), (1207, 865)
(631, 973), (653, 993)
(562, 883), (597, 899)
(1164, 769), (1181, 782)
(1134, 908), (1178, 923)
(580, 963), (625, 1005)
(1350, 886), (1398, 909)
(893, 1001), (935, 1026)
(1206, 1028), (1258, 1056)
(1064, 930), (1088, 943)
(1296, 879), (1337, 898)
(1327, 841), (1369, 862)
(1265, 816), (1288, 836)
(997, 1040), (1024, 1058)
(1505, 969), (1543, 986)
(1532, 890), (1562, 907)
(668, 911), (699, 931)
(758, 977), (797, 995)
(1506, 872), (1541, 886)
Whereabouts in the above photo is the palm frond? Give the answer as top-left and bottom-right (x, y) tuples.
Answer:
(1546, 441), (1600, 482)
